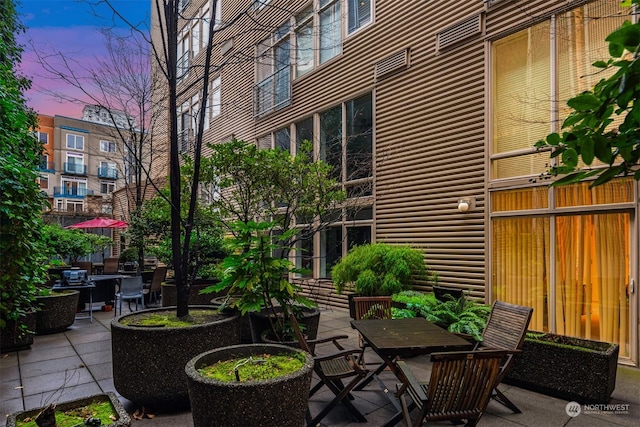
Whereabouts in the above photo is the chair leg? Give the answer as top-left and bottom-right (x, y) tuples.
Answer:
(492, 388), (522, 414)
(308, 375), (367, 426)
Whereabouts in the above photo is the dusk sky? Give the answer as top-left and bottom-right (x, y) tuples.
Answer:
(17, 0), (151, 118)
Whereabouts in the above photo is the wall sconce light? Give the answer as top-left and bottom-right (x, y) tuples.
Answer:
(458, 197), (475, 213)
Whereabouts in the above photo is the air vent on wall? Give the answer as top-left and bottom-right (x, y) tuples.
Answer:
(437, 14), (482, 52)
(375, 48), (410, 80)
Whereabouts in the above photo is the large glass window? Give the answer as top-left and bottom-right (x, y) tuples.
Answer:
(319, 0), (341, 64)
(255, 24), (291, 117)
(295, 7), (314, 78)
(346, 93), (373, 181)
(491, 1), (628, 179)
(320, 225), (342, 278)
(320, 105), (342, 180)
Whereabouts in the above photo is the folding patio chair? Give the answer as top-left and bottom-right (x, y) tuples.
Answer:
(474, 300), (533, 413)
(353, 295), (392, 368)
(290, 313), (369, 427)
(396, 349), (515, 427)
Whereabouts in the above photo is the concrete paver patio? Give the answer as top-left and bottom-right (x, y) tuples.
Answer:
(1, 305), (638, 426)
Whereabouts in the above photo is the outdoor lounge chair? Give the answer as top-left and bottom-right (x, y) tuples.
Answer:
(475, 300), (533, 413)
(396, 349), (515, 427)
(290, 313), (369, 427)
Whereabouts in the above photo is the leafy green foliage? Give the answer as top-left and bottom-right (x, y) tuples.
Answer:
(203, 221), (313, 340)
(536, 2), (640, 187)
(42, 224), (112, 263)
(0, 0), (48, 332)
(332, 243), (435, 296)
(391, 290), (490, 341)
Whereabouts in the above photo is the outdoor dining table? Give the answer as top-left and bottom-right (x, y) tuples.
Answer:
(350, 318), (474, 426)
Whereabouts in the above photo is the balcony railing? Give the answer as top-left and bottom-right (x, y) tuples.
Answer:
(53, 187), (94, 198)
(98, 167), (119, 179)
(38, 161), (55, 173)
(64, 162), (87, 175)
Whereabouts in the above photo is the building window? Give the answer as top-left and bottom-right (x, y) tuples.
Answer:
(275, 127), (291, 152)
(99, 161), (118, 179)
(38, 131), (48, 144)
(347, 0), (372, 34)
(295, 116), (314, 157)
(490, 0), (632, 357)
(177, 95), (201, 153)
(100, 140), (116, 153)
(65, 153), (85, 175)
(177, 29), (190, 80)
(60, 178), (88, 197)
(66, 133), (84, 150)
(39, 176), (48, 190)
(100, 181), (116, 194)
(102, 204), (113, 214)
(320, 105), (343, 181)
(255, 23), (291, 117)
(254, 0), (271, 11)
(204, 76), (221, 130)
(295, 7), (314, 78)
(346, 93), (373, 181)
(319, 0), (341, 64)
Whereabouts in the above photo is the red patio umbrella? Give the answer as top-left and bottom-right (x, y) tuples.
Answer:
(66, 217), (128, 229)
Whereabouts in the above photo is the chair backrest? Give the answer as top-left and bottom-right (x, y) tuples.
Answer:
(480, 300), (533, 351)
(71, 261), (92, 273)
(353, 296), (392, 320)
(103, 257), (120, 274)
(119, 276), (143, 297)
(425, 350), (511, 420)
(289, 313), (314, 355)
(149, 267), (167, 293)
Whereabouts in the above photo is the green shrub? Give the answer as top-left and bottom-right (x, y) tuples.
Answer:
(331, 243), (435, 296)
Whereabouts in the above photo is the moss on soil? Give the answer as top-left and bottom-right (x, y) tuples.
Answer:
(120, 309), (225, 327)
(198, 352), (305, 382)
(16, 400), (115, 427)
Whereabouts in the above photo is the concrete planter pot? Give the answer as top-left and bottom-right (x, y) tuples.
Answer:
(35, 289), (80, 334)
(0, 310), (36, 352)
(6, 392), (130, 427)
(504, 331), (619, 403)
(185, 344), (314, 427)
(111, 306), (241, 410)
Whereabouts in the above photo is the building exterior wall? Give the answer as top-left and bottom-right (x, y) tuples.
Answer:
(152, 0), (638, 364)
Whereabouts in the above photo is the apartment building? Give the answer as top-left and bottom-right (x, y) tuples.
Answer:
(38, 109), (128, 223)
(153, 0), (638, 365)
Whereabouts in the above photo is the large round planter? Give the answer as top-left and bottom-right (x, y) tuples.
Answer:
(248, 306), (320, 344)
(111, 306), (242, 410)
(161, 280), (221, 307)
(0, 310), (36, 352)
(6, 392), (130, 427)
(185, 344), (314, 427)
(35, 289), (80, 334)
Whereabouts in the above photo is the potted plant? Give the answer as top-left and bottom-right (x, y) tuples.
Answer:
(34, 287), (80, 334)
(0, 5), (48, 353)
(504, 331), (619, 403)
(185, 343), (314, 427)
(6, 392), (130, 427)
(111, 306), (242, 410)
(332, 243), (436, 318)
(204, 221), (320, 344)
(119, 247), (138, 272)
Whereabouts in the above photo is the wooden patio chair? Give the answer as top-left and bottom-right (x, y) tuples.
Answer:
(396, 349), (515, 427)
(474, 300), (533, 414)
(353, 295), (392, 368)
(143, 266), (167, 306)
(290, 313), (369, 427)
(102, 257), (120, 274)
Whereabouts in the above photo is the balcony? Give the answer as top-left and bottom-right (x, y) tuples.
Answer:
(98, 167), (119, 180)
(53, 186), (94, 198)
(64, 162), (87, 176)
(38, 161), (55, 173)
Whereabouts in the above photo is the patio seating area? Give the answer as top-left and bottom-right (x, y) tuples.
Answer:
(1, 305), (638, 427)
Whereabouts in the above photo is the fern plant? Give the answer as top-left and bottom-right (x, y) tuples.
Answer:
(421, 296), (491, 342)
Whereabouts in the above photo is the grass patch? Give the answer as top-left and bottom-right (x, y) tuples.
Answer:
(16, 400), (115, 427)
(121, 309), (226, 327)
(198, 352), (305, 382)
